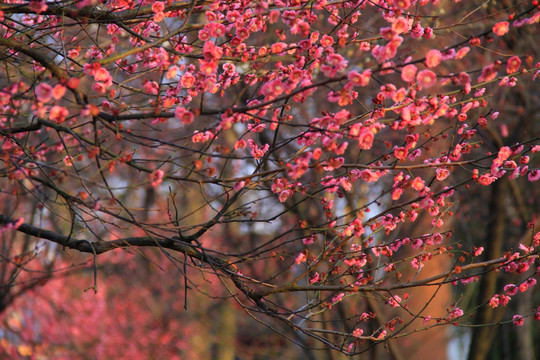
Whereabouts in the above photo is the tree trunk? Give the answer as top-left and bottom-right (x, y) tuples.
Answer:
(467, 178), (507, 360)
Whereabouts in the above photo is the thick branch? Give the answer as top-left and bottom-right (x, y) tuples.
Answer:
(0, 213), (271, 312)
(0, 214), (214, 263)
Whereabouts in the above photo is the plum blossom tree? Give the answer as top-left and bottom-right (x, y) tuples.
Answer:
(0, 0), (539, 359)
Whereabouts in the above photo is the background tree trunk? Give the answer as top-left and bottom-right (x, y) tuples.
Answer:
(467, 178), (507, 360)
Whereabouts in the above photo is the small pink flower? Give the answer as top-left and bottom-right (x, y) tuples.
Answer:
(151, 1), (165, 13)
(67, 77), (80, 89)
(489, 295), (500, 308)
(423, 26), (433, 39)
(411, 23), (424, 38)
(322, 53), (348, 77)
(504, 284), (518, 295)
(411, 257), (424, 269)
(332, 292), (345, 304)
(478, 173), (496, 185)
(143, 80), (159, 95)
(392, 17), (411, 34)
(295, 252), (307, 264)
(416, 69), (437, 88)
(436, 168), (450, 181)
(411, 177), (425, 191)
(92, 82), (107, 94)
(233, 181), (245, 191)
(500, 124), (509, 137)
(473, 247), (484, 256)
(303, 235), (315, 246)
(153, 12), (165, 22)
(357, 128), (374, 150)
(506, 56), (521, 74)
(448, 307), (464, 320)
(49, 106), (69, 123)
(323, 157), (344, 171)
(493, 21), (509, 36)
(29, 0), (47, 14)
(497, 146), (512, 161)
(150, 169), (165, 187)
(395, 0), (411, 9)
(181, 72), (196, 88)
(326, 53), (347, 68)
(198, 29), (211, 42)
(392, 188), (403, 200)
(512, 315), (524, 326)
(35, 83), (53, 103)
(309, 272), (320, 284)
(534, 307), (540, 321)
(401, 64), (417, 82)
(425, 49), (442, 68)
(234, 139), (246, 150)
(278, 190), (292, 203)
(320, 34), (334, 47)
(432, 218), (444, 228)
(166, 66), (178, 79)
(271, 42), (287, 54)
(175, 107), (195, 125)
(409, 149), (421, 161)
(63, 156), (74, 167)
(199, 59), (218, 75)
(499, 294), (510, 306)
(455, 47), (470, 60)
(519, 243), (534, 254)
(203, 41), (223, 61)
(191, 131), (215, 143)
(94, 67), (111, 82)
(352, 328), (364, 338)
(52, 84), (66, 100)
(394, 147), (408, 161)
(387, 295), (402, 308)
(247, 139), (269, 160)
(478, 64), (498, 82)
(261, 80), (284, 98)
(358, 41), (370, 51)
(410, 238), (423, 249)
(347, 69), (371, 87)
(359, 312), (372, 321)
(528, 170), (540, 182)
